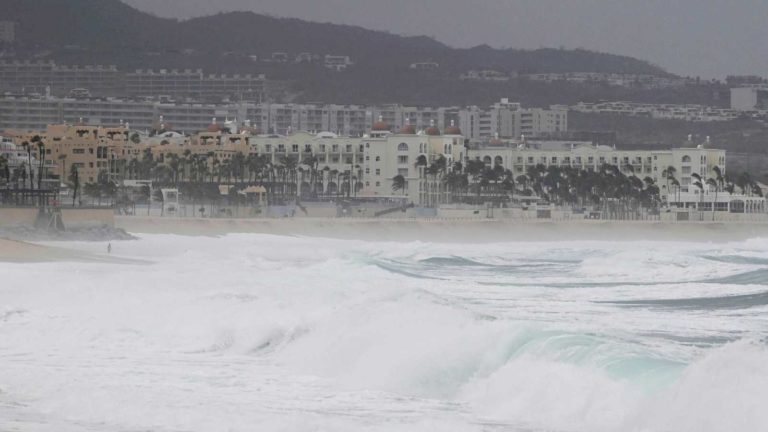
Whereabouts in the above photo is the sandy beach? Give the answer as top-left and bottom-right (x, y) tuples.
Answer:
(0, 238), (143, 263)
(116, 216), (768, 242)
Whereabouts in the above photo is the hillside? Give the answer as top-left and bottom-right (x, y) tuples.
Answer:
(3, 0), (667, 77)
(4, 0), (717, 106)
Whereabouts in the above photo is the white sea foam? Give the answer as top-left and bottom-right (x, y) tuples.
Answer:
(1, 234), (767, 431)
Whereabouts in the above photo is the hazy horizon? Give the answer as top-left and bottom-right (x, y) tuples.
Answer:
(122, 0), (768, 80)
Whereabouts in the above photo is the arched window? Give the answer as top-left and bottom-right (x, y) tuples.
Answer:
(398, 142), (409, 151)
(682, 155), (691, 163)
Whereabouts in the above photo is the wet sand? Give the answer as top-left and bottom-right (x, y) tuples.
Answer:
(0, 238), (145, 263)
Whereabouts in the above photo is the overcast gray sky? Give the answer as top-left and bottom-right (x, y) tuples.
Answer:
(123, 0), (768, 79)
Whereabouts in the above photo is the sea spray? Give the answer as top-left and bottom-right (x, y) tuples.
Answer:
(1, 234), (767, 431)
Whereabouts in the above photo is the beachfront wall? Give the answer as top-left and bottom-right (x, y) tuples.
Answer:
(0, 207), (114, 229)
(0, 207), (39, 227)
(61, 208), (115, 229)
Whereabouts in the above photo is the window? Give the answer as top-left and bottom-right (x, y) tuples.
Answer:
(304, 145), (312, 153)
(375, 156), (380, 162)
(319, 144), (326, 152)
(345, 145), (352, 152)
(332, 145), (339, 152)
(291, 145), (299, 152)
(398, 168), (408, 177)
(682, 155), (691, 163)
(528, 157), (534, 163)
(517, 157), (523, 163)
(365, 168), (370, 174)
(278, 145), (285, 152)
(398, 142), (409, 151)
(72, 148), (85, 154)
(588, 157), (594, 163)
(265, 145), (272, 152)
(88, 148), (94, 154)
(365, 142), (370, 148)
(376, 181), (380, 187)
(551, 157), (557, 164)
(365, 155), (370, 161)
(682, 166), (691, 174)
(398, 155), (408, 164)
(375, 169), (381, 176)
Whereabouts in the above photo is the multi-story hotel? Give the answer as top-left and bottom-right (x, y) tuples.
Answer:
(469, 137), (727, 199)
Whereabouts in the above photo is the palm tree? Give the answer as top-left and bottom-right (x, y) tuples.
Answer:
(391, 174), (406, 195)
(0, 155), (9, 188)
(706, 177), (718, 221)
(33, 136), (45, 189)
(21, 141), (33, 189)
(691, 173), (704, 219)
(69, 164), (80, 207)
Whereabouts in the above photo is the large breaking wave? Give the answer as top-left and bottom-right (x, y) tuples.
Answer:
(1, 234), (768, 431)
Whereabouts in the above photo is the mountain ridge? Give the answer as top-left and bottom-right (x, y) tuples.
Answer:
(2, 0), (668, 76)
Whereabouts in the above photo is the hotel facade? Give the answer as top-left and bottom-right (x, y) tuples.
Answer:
(3, 119), (763, 213)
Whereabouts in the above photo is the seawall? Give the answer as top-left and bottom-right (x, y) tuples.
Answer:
(0, 207), (115, 229)
(115, 216), (768, 243)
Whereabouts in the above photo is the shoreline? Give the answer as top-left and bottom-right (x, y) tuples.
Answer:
(115, 216), (768, 242)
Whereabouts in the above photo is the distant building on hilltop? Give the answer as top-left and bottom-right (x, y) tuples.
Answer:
(324, 55), (353, 71)
(731, 86), (768, 111)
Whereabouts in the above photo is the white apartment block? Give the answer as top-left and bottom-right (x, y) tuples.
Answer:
(459, 99), (567, 142)
(0, 95), (566, 141)
(730, 86), (768, 111)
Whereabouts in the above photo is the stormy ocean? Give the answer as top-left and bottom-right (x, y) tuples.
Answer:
(1, 233), (767, 431)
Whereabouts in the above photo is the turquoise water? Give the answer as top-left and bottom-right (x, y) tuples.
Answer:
(1, 234), (767, 431)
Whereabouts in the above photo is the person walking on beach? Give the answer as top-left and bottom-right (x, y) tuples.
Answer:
(107, 243), (112, 254)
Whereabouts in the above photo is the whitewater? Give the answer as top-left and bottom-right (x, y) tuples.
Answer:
(2, 233), (768, 431)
